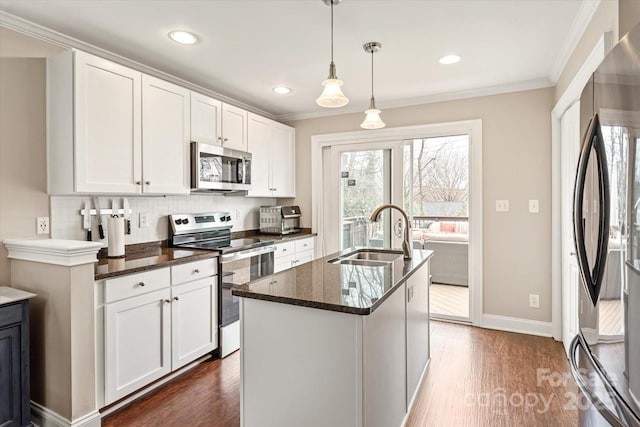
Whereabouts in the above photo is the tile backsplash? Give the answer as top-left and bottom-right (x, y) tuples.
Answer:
(51, 194), (276, 244)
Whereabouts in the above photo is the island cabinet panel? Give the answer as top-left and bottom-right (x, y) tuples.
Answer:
(406, 262), (430, 406)
(240, 299), (362, 427)
(362, 284), (407, 427)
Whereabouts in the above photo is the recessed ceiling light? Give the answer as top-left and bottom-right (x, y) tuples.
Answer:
(168, 30), (198, 45)
(273, 87), (292, 94)
(439, 54), (461, 65)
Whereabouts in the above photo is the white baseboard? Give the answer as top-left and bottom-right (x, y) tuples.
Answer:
(481, 314), (553, 337)
(31, 402), (101, 427)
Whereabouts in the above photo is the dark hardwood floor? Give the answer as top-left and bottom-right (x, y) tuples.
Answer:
(102, 321), (578, 426)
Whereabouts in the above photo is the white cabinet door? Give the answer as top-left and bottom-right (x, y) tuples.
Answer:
(191, 92), (222, 146)
(171, 277), (218, 370)
(142, 75), (190, 194)
(247, 113), (272, 197)
(221, 103), (248, 152)
(74, 51), (142, 193)
(271, 123), (295, 197)
(406, 261), (430, 405)
(104, 288), (171, 404)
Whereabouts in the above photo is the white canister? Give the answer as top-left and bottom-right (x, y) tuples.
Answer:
(107, 216), (126, 258)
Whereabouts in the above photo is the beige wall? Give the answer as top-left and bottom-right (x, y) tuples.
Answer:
(288, 87), (555, 322)
(0, 58), (50, 284)
(555, 0), (618, 103)
(619, 0), (640, 38)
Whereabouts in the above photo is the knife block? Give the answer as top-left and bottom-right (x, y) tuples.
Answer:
(107, 217), (125, 258)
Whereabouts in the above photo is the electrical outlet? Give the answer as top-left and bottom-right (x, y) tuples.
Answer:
(529, 199), (539, 213)
(36, 216), (49, 235)
(139, 212), (149, 228)
(529, 294), (540, 309)
(496, 200), (509, 212)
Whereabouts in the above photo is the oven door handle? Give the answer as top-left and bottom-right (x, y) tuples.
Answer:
(221, 245), (276, 262)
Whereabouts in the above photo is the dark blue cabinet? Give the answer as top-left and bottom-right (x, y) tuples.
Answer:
(0, 300), (31, 427)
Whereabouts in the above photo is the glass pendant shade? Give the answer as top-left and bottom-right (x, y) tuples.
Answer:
(360, 105), (385, 129)
(316, 78), (349, 108)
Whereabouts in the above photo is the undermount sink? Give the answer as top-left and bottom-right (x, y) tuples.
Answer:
(328, 249), (404, 266)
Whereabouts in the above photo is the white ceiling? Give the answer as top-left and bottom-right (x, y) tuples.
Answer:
(0, 0), (594, 120)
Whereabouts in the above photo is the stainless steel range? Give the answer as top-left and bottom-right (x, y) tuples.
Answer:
(169, 212), (275, 357)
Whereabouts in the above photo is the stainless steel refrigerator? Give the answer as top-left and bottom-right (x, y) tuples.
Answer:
(570, 22), (640, 426)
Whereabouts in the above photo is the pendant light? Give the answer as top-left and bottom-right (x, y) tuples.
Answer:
(360, 41), (385, 129)
(316, 0), (349, 108)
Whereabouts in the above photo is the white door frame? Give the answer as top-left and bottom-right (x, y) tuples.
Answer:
(311, 120), (483, 326)
(551, 32), (613, 341)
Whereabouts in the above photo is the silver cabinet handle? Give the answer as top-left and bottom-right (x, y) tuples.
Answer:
(145, 181), (151, 185)
(223, 138), (228, 142)
(570, 251), (577, 256)
(193, 269), (200, 274)
(164, 299), (171, 303)
(138, 282), (145, 287)
(173, 296), (179, 301)
(217, 136), (222, 141)
(135, 181), (141, 185)
(282, 248), (287, 252)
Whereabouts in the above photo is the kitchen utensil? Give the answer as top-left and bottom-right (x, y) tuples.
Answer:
(93, 196), (105, 239)
(123, 198), (131, 234)
(111, 198), (118, 218)
(83, 200), (92, 241)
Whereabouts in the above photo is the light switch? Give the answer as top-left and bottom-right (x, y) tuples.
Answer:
(496, 200), (509, 212)
(529, 200), (539, 213)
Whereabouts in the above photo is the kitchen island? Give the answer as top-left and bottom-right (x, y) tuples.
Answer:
(232, 248), (433, 427)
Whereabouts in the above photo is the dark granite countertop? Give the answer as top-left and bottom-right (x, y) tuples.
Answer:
(95, 242), (217, 280)
(232, 248), (432, 315)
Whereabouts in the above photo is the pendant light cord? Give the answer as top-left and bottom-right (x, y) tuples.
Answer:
(330, 0), (334, 65)
(371, 49), (374, 100)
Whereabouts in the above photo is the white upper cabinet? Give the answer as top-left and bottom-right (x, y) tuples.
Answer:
(142, 75), (190, 194)
(190, 92), (222, 145)
(247, 113), (295, 198)
(48, 50), (143, 194)
(47, 50), (190, 194)
(221, 103), (248, 152)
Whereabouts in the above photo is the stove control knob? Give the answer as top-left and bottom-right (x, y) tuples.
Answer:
(225, 215), (232, 222)
(174, 219), (182, 225)
(183, 218), (190, 225)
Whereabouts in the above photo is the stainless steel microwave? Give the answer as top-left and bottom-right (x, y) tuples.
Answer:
(191, 142), (252, 192)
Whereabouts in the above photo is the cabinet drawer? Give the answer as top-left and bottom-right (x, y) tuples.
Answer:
(0, 303), (22, 328)
(295, 237), (314, 253)
(296, 250), (314, 266)
(172, 258), (217, 285)
(274, 254), (296, 273)
(105, 267), (170, 303)
(274, 241), (295, 259)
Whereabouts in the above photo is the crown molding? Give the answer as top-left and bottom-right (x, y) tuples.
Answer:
(547, 0), (601, 84)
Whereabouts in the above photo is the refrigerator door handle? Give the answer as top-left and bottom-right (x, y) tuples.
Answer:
(573, 114), (611, 306)
(569, 334), (637, 427)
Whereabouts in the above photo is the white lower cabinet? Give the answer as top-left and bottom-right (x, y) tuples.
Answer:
(273, 237), (315, 273)
(105, 287), (172, 404)
(102, 258), (217, 405)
